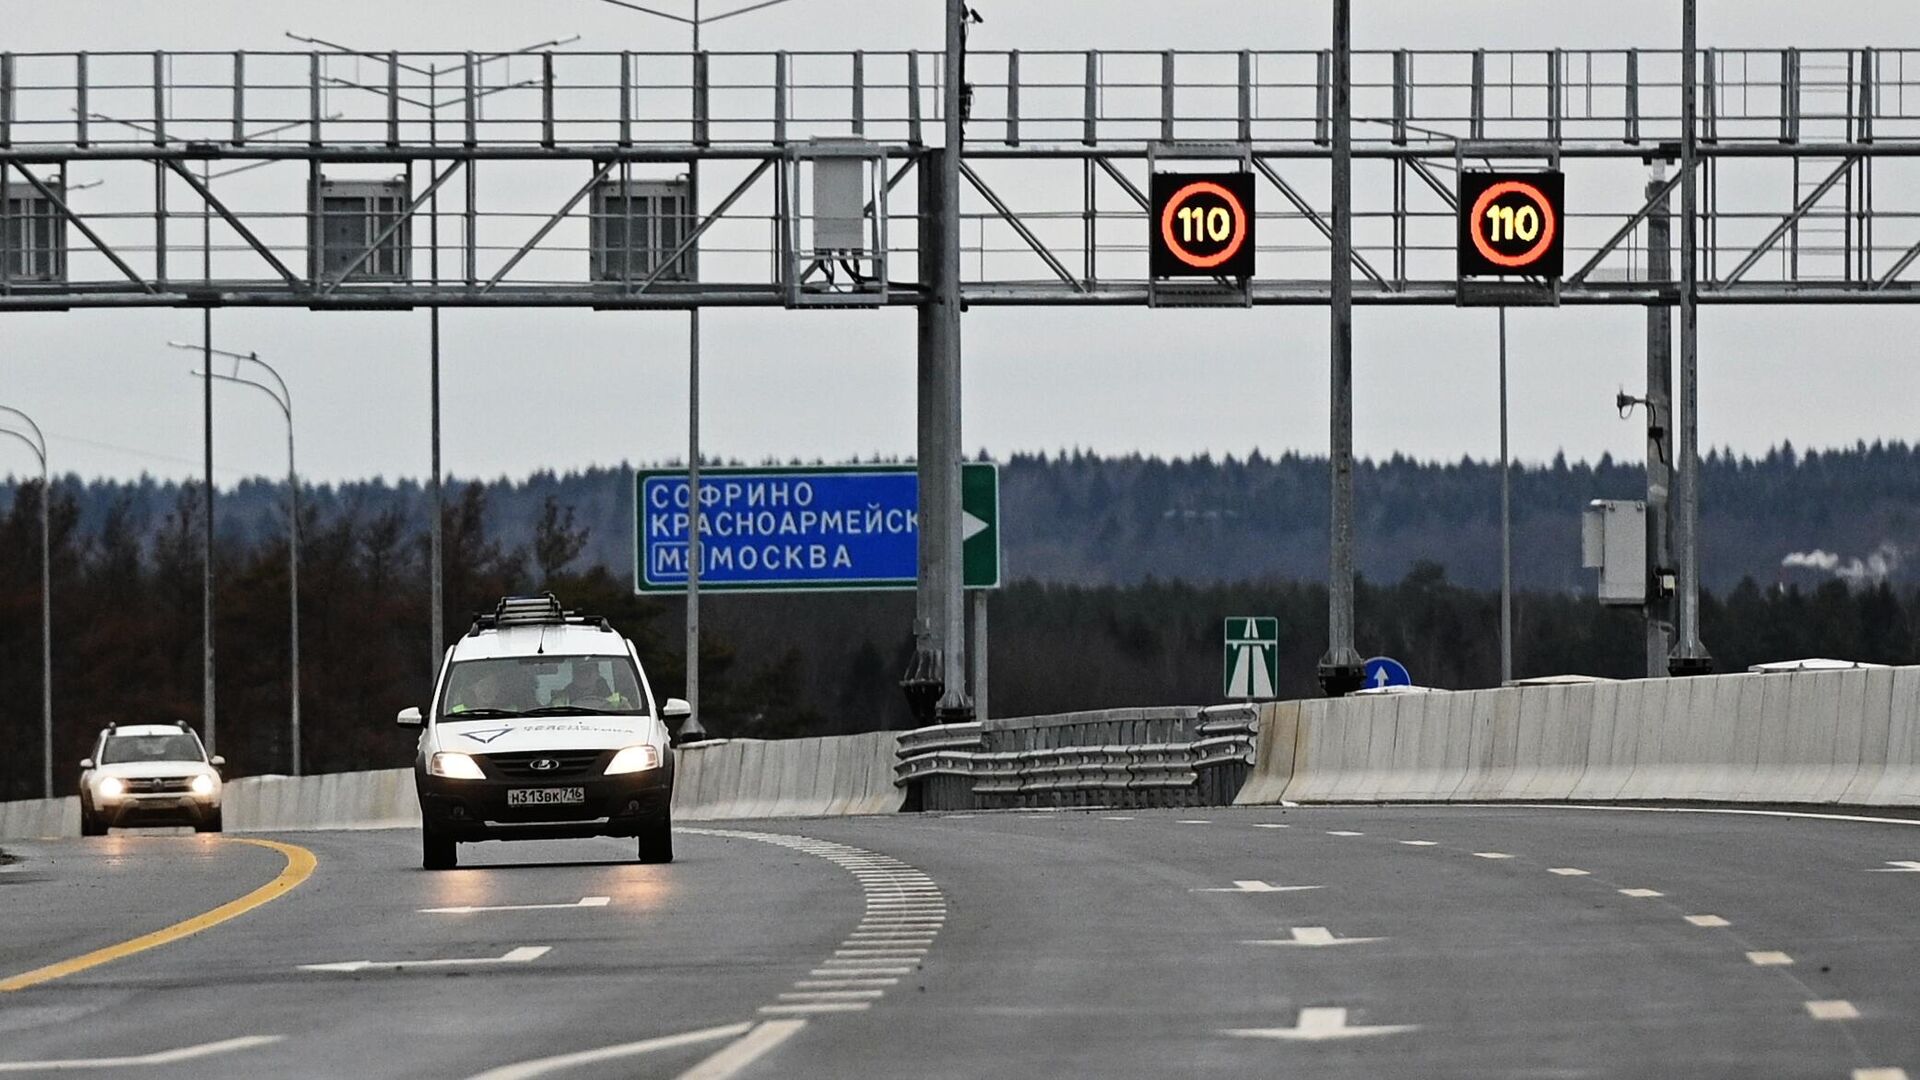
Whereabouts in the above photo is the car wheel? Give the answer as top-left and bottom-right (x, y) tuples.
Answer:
(422, 826), (458, 871)
(194, 811), (223, 834)
(637, 813), (673, 864)
(80, 809), (105, 837)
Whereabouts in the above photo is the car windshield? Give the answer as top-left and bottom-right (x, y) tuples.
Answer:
(440, 655), (648, 719)
(100, 733), (204, 764)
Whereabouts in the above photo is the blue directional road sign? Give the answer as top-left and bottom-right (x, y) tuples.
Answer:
(1363, 656), (1412, 691)
(634, 463), (999, 594)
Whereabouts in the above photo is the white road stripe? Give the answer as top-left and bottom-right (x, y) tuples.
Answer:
(1854, 1069), (1909, 1080)
(1747, 951), (1794, 966)
(1178, 820), (1212, 825)
(0, 1036), (285, 1073)
(1102, 816), (1135, 821)
(421, 897), (610, 914)
(1547, 868), (1590, 876)
(835, 948), (928, 957)
(812, 966), (914, 976)
(778, 990), (885, 1001)
(1805, 1000), (1860, 1020)
(1618, 888), (1663, 898)
(674, 1020), (809, 1080)
(757, 1002), (871, 1015)
(299, 946), (550, 973)
(1398, 840), (1438, 847)
(1326, 831), (1365, 837)
(1685, 915), (1731, 928)
(463, 1023), (752, 1080)
(793, 978), (898, 989)
(1473, 852), (1514, 860)
(1252, 823), (1290, 829)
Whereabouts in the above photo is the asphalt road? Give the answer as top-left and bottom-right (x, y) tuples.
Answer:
(3, 805), (1919, 1079)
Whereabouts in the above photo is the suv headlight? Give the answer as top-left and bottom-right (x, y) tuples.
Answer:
(605, 745), (662, 775)
(429, 752), (486, 780)
(191, 773), (217, 796)
(97, 777), (126, 798)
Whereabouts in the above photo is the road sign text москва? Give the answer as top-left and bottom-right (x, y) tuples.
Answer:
(634, 464), (999, 593)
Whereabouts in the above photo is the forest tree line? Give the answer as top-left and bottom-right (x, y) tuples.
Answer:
(1, 474), (1915, 799)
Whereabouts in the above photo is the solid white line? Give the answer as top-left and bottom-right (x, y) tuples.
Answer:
(674, 1020), (808, 1080)
(1618, 888), (1664, 898)
(1473, 852), (1514, 860)
(1489, 803), (1920, 829)
(1686, 915), (1731, 928)
(1748, 951), (1794, 966)
(1547, 868), (1590, 876)
(757, 1002), (870, 1015)
(0, 1036), (285, 1073)
(464, 1023), (752, 1080)
(420, 897), (610, 914)
(1806, 1000), (1860, 1020)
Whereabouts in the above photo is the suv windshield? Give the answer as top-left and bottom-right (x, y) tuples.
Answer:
(441, 655), (648, 719)
(100, 733), (204, 764)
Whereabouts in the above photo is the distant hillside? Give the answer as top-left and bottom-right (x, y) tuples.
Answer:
(6, 440), (1915, 592)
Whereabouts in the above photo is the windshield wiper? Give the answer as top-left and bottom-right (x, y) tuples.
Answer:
(522, 705), (603, 716)
(440, 707), (525, 719)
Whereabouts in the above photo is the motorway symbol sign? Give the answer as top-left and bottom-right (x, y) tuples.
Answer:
(1150, 171), (1257, 279)
(1458, 170), (1565, 278)
(1363, 656), (1412, 690)
(634, 463), (999, 594)
(1223, 617), (1279, 699)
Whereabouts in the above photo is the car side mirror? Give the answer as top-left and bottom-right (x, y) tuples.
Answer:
(209, 755), (226, 770)
(662, 698), (691, 720)
(397, 706), (424, 728)
(79, 758), (93, 770)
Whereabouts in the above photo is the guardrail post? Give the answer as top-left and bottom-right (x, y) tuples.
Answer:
(1237, 49), (1252, 144)
(387, 52), (400, 149)
(1315, 49), (1331, 146)
(908, 50), (923, 147)
(468, 53), (481, 149)
(1083, 51), (1098, 146)
(1625, 48), (1640, 144)
(1780, 48), (1800, 144)
(540, 52), (556, 149)
(1392, 49), (1409, 145)
(693, 50), (711, 148)
(1857, 47), (1876, 144)
(231, 52), (246, 145)
(1006, 50), (1020, 147)
(152, 51), (167, 146)
(851, 50), (865, 138)
(1161, 50), (1176, 142)
(774, 51), (789, 146)
(1470, 49), (1486, 141)
(75, 53), (88, 148)
(0, 53), (12, 149)
(309, 52), (322, 147)
(1547, 49), (1563, 144)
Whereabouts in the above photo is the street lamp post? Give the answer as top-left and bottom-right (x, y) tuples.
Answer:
(0, 407), (51, 799)
(594, 0), (810, 742)
(169, 342), (301, 775)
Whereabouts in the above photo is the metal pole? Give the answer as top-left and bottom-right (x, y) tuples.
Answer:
(202, 309), (216, 756)
(0, 413), (50, 797)
(971, 589), (988, 721)
(1317, 0), (1363, 697)
(935, 0), (972, 721)
(1671, 0), (1711, 675)
(283, 372), (301, 776)
(683, 4), (707, 740)
(429, 67), (446, 684)
(1499, 307), (1512, 685)
(1645, 163), (1675, 678)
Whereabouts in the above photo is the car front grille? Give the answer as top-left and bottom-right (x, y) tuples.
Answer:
(483, 750), (605, 781)
(125, 777), (194, 794)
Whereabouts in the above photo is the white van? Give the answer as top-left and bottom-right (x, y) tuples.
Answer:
(400, 595), (686, 870)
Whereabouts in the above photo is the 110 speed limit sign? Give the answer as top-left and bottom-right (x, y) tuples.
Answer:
(1149, 171), (1257, 279)
(1457, 171), (1565, 278)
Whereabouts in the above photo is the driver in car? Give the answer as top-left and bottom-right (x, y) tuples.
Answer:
(553, 662), (623, 709)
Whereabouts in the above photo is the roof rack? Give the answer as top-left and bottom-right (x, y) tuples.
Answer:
(467, 593), (612, 636)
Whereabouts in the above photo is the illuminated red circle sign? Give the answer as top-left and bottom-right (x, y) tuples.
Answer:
(1149, 171), (1257, 279)
(1457, 170), (1565, 279)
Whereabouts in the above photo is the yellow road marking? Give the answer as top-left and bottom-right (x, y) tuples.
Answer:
(0, 837), (316, 992)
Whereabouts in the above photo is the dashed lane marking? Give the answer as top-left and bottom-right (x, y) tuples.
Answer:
(778, 990), (885, 1001)
(421, 897), (610, 914)
(1686, 915), (1731, 928)
(793, 978), (897, 989)
(812, 966), (915, 977)
(1252, 823), (1290, 829)
(0, 838), (316, 993)
(1869, 861), (1920, 873)
(1102, 816), (1135, 821)
(675, 1020), (808, 1080)
(1326, 831), (1365, 837)
(1178, 820), (1212, 825)
(1473, 852), (1514, 860)
(299, 946), (551, 973)
(1747, 951), (1794, 966)
(1398, 840), (1438, 847)
(0, 1036), (285, 1073)
(758, 1002), (871, 1015)
(1222, 1007), (1420, 1041)
(1547, 868), (1591, 877)
(1193, 880), (1323, 894)
(1242, 926), (1384, 948)
(465, 1023), (754, 1080)
(1618, 888), (1664, 898)
(1805, 1000), (1859, 1020)
(1855, 1069), (1909, 1080)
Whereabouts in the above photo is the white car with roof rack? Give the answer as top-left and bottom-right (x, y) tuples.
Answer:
(400, 594), (686, 870)
(78, 722), (225, 835)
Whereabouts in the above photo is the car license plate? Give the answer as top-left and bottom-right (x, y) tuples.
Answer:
(507, 787), (586, 807)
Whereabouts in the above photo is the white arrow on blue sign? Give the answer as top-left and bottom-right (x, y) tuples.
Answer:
(1363, 656), (1412, 690)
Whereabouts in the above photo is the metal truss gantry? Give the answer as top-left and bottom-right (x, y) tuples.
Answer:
(6, 24), (1917, 705)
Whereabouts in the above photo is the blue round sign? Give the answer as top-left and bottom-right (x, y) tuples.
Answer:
(1363, 656), (1412, 690)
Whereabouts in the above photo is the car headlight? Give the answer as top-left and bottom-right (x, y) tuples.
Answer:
(605, 745), (662, 775)
(429, 752), (486, 780)
(191, 773), (217, 796)
(97, 777), (126, 798)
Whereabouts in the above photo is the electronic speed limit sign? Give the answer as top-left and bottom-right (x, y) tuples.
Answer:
(1149, 172), (1256, 279)
(1458, 171), (1564, 278)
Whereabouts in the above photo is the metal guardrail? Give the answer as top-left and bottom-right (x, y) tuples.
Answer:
(896, 704), (1257, 811)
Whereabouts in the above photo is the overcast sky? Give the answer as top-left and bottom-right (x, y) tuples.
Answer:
(3, 1), (1917, 485)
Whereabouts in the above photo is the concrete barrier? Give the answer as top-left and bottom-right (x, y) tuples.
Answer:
(0, 796), (77, 840)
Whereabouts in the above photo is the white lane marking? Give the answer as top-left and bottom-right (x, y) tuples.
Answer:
(1747, 951), (1794, 966)
(794, 978), (898, 989)
(778, 989), (885, 1001)
(1252, 823), (1290, 829)
(466, 1023), (753, 1080)
(1242, 926), (1384, 948)
(1178, 820), (1212, 825)
(812, 966), (914, 976)
(834, 948), (927, 957)
(1326, 830), (1365, 837)
(1855, 1070), (1910, 1080)
(1102, 816), (1135, 821)
(1398, 840), (1438, 847)
(1547, 868), (1590, 876)
(1686, 915), (1731, 928)
(1869, 861), (1920, 872)
(1473, 852), (1514, 860)
(1805, 1000), (1860, 1020)
(1618, 888), (1664, 898)
(0, 1036), (285, 1073)
(421, 897), (610, 914)
(299, 946), (549, 973)
(1222, 1007), (1420, 1041)
(1194, 880), (1323, 894)
(674, 1020), (808, 1080)
(1494, 804), (1920, 829)
(757, 1002), (870, 1015)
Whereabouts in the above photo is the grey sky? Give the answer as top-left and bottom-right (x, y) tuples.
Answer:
(3, 1), (1917, 485)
